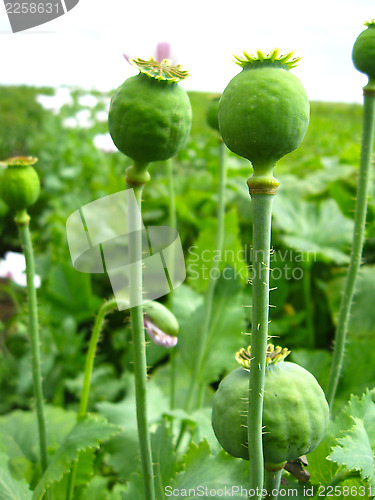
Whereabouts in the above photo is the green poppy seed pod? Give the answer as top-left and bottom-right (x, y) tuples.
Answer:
(108, 58), (192, 166)
(212, 344), (329, 467)
(0, 157), (40, 211)
(206, 96), (220, 132)
(218, 49), (310, 180)
(352, 20), (375, 80)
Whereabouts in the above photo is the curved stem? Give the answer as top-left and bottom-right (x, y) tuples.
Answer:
(77, 299), (120, 416)
(248, 192), (276, 498)
(326, 90), (375, 408)
(17, 218), (49, 473)
(263, 468), (283, 500)
(128, 181), (155, 500)
(184, 141), (227, 412)
(66, 298), (121, 500)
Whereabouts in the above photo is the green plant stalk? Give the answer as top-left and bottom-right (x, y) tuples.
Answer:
(66, 298), (120, 500)
(16, 214), (49, 473)
(166, 158), (177, 411)
(248, 192), (275, 498)
(185, 140), (227, 413)
(263, 468), (283, 500)
(78, 299), (119, 416)
(326, 86), (375, 407)
(128, 178), (155, 500)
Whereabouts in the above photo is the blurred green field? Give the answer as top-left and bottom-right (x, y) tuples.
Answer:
(1, 83), (373, 407)
(1, 84), (375, 498)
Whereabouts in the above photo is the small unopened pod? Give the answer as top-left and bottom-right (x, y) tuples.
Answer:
(352, 19), (375, 80)
(108, 57), (192, 165)
(0, 157), (40, 211)
(212, 344), (329, 470)
(143, 300), (179, 337)
(143, 300), (179, 348)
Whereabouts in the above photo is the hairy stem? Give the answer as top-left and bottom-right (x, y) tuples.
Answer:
(326, 88), (375, 407)
(66, 298), (121, 500)
(128, 179), (155, 500)
(17, 216), (49, 473)
(263, 468), (283, 500)
(185, 141), (227, 412)
(248, 192), (275, 498)
(78, 299), (120, 417)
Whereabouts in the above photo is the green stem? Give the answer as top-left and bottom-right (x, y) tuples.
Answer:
(66, 298), (121, 500)
(16, 216), (49, 473)
(128, 178), (155, 500)
(166, 158), (177, 412)
(263, 468), (283, 500)
(78, 299), (119, 417)
(185, 141), (227, 413)
(326, 89), (375, 408)
(248, 192), (276, 498)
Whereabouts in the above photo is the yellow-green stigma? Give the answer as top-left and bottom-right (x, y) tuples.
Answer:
(235, 343), (291, 370)
(130, 57), (189, 82)
(234, 48), (300, 69)
(0, 156), (38, 167)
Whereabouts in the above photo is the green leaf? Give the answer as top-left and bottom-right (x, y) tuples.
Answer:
(50, 449), (96, 499)
(0, 452), (32, 500)
(152, 421), (178, 496)
(334, 391), (375, 447)
(327, 265), (375, 336)
(186, 209), (248, 292)
(121, 422), (178, 500)
(328, 418), (375, 488)
(32, 414), (121, 500)
(326, 267), (375, 401)
(306, 420), (340, 485)
(278, 158), (356, 198)
(97, 374), (169, 481)
(79, 476), (110, 500)
(170, 440), (248, 499)
(172, 272), (246, 385)
(45, 262), (100, 322)
(273, 196), (353, 265)
(0, 406), (77, 469)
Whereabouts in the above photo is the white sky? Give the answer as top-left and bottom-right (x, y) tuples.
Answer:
(0, 0), (373, 103)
